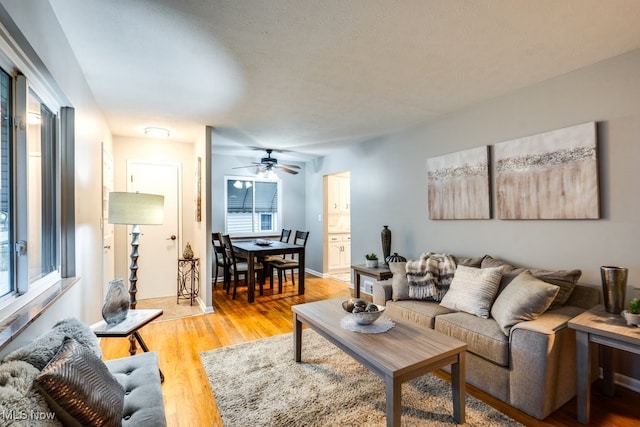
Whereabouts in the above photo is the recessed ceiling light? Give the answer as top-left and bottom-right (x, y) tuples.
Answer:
(144, 127), (170, 138)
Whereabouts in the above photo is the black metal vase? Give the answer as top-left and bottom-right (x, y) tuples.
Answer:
(381, 225), (391, 264)
(600, 266), (628, 314)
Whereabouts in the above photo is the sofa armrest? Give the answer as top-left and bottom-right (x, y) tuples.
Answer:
(508, 306), (588, 419)
(372, 279), (393, 306)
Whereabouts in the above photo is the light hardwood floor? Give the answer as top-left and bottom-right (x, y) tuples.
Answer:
(99, 274), (640, 427)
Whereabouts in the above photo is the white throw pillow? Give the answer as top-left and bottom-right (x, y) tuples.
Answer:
(439, 265), (502, 318)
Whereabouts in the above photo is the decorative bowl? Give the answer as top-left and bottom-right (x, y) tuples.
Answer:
(341, 299), (385, 325)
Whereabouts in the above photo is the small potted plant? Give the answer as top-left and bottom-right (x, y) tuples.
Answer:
(622, 288), (640, 327)
(365, 253), (378, 268)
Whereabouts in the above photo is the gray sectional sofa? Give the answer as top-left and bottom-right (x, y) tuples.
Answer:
(372, 254), (600, 420)
(0, 318), (166, 426)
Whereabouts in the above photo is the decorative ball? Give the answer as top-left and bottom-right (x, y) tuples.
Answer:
(386, 252), (407, 263)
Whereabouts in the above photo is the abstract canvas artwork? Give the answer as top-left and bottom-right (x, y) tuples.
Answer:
(427, 146), (491, 219)
(494, 122), (599, 219)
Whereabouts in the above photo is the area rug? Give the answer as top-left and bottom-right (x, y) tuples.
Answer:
(200, 330), (522, 427)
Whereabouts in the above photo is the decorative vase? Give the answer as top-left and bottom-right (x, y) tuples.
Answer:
(621, 310), (640, 327)
(381, 226), (391, 264)
(183, 242), (194, 259)
(600, 266), (628, 314)
(102, 279), (130, 325)
(386, 252), (407, 264)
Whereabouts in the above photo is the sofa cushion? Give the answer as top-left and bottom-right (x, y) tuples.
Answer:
(3, 317), (101, 370)
(481, 255), (581, 309)
(34, 337), (125, 427)
(389, 261), (409, 301)
(439, 265), (502, 318)
(106, 351), (167, 427)
(435, 312), (510, 367)
(491, 271), (560, 336)
(385, 300), (453, 328)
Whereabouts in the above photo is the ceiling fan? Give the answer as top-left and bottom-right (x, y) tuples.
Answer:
(232, 149), (301, 175)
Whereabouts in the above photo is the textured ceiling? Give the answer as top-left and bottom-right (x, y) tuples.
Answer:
(49, 0), (640, 161)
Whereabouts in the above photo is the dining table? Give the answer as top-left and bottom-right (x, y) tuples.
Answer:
(232, 239), (306, 303)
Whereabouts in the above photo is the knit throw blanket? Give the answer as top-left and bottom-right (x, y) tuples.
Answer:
(406, 252), (457, 301)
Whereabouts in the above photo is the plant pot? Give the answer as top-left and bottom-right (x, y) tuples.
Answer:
(365, 259), (378, 268)
(621, 310), (640, 327)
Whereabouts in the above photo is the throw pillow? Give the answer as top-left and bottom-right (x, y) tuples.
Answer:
(481, 255), (581, 309)
(439, 265), (503, 318)
(33, 337), (125, 427)
(491, 270), (560, 336)
(389, 261), (409, 301)
(4, 317), (101, 370)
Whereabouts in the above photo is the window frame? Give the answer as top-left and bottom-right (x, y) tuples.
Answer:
(0, 43), (72, 323)
(223, 175), (282, 238)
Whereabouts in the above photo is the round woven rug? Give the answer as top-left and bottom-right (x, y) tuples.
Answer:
(200, 329), (522, 426)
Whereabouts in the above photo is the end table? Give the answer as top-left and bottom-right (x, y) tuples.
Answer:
(177, 257), (200, 305)
(351, 264), (393, 298)
(91, 309), (164, 381)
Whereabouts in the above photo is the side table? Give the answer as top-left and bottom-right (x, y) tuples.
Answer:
(91, 309), (164, 381)
(177, 257), (200, 305)
(351, 264), (393, 298)
(568, 305), (640, 424)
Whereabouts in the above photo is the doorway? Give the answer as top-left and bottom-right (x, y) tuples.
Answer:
(323, 171), (351, 281)
(127, 161), (182, 299)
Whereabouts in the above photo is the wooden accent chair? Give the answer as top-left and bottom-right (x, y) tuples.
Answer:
(272, 230), (309, 293)
(222, 234), (264, 299)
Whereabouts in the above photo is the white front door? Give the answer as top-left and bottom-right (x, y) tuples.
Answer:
(128, 161), (181, 300)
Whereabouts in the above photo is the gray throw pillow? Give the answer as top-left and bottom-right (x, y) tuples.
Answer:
(491, 270), (560, 336)
(389, 261), (409, 301)
(3, 318), (101, 370)
(481, 255), (581, 309)
(34, 337), (125, 427)
(439, 265), (503, 318)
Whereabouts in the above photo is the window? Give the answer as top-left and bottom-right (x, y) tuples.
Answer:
(225, 176), (281, 236)
(0, 68), (11, 298)
(0, 71), (64, 315)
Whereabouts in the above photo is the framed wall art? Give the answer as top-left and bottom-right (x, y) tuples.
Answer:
(494, 122), (599, 219)
(427, 146), (491, 219)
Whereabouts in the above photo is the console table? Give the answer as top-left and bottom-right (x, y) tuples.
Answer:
(568, 305), (640, 424)
(351, 264), (393, 298)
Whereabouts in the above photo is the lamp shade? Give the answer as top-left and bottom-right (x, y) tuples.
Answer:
(108, 192), (165, 225)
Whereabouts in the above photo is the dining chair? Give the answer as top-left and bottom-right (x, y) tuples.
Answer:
(212, 232), (229, 290)
(272, 230), (309, 293)
(222, 234), (265, 299)
(260, 229), (292, 286)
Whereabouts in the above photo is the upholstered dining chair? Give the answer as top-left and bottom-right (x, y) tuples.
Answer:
(212, 232), (229, 290)
(222, 234), (265, 299)
(272, 230), (309, 293)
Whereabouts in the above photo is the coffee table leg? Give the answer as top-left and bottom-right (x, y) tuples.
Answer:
(451, 351), (466, 424)
(385, 376), (401, 427)
(293, 313), (302, 362)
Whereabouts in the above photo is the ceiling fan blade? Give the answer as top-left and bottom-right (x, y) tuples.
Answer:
(276, 165), (299, 174)
(280, 163), (301, 169)
(231, 165), (258, 170)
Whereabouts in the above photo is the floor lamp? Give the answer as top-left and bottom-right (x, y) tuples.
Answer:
(108, 191), (164, 309)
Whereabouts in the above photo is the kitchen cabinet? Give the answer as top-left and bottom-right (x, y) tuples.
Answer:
(327, 175), (350, 213)
(327, 234), (351, 272)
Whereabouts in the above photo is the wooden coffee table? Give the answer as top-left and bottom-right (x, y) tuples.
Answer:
(292, 299), (467, 427)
